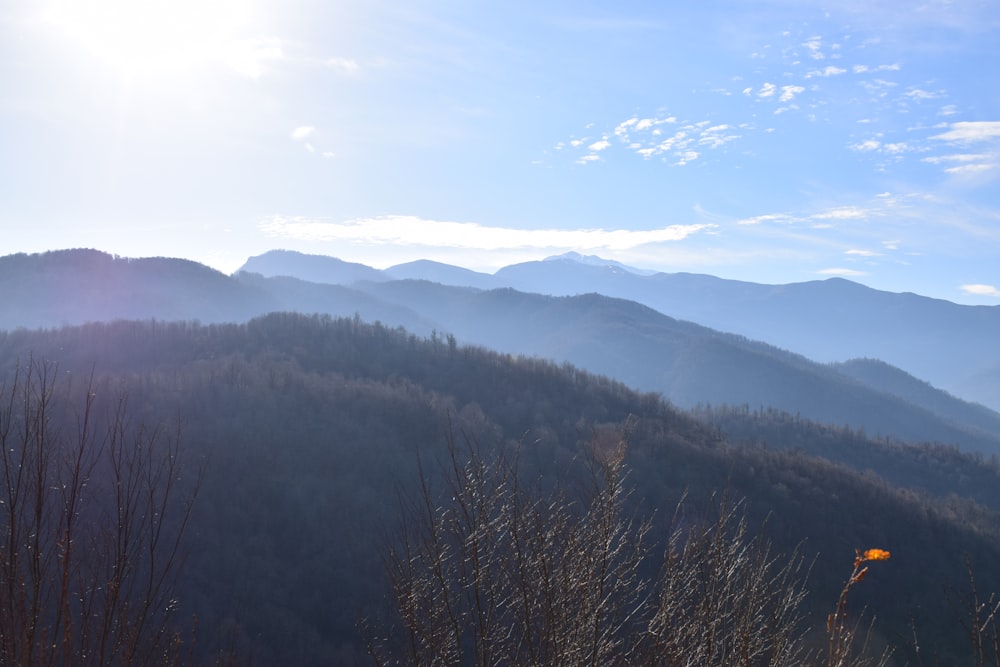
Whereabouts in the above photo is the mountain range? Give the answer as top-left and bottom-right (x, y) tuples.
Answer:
(3, 248), (1000, 662)
(239, 249), (1000, 413)
(2, 248), (999, 455)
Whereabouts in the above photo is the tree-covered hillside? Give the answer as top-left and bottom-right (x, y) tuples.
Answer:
(2, 314), (1000, 664)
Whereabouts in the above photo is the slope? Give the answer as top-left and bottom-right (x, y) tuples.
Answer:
(353, 279), (1000, 455)
(1, 314), (999, 664)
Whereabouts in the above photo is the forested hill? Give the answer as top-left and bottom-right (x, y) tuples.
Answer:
(3, 313), (1000, 664)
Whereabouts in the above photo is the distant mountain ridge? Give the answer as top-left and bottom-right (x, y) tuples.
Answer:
(237, 249), (1000, 412)
(3, 249), (1000, 455)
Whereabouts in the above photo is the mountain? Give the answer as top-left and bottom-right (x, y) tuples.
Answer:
(492, 258), (1000, 412)
(384, 258), (496, 288)
(0, 249), (272, 326)
(3, 249), (999, 455)
(236, 250), (1000, 412)
(238, 249), (386, 284)
(543, 250), (656, 274)
(831, 358), (1000, 443)
(350, 279), (1000, 455)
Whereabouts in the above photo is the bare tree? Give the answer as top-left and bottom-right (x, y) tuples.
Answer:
(0, 359), (198, 666)
(645, 492), (811, 667)
(368, 420), (815, 666)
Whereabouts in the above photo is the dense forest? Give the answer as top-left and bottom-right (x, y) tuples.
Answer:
(3, 313), (1000, 664)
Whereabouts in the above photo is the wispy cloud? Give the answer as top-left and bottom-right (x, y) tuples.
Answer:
(817, 267), (868, 276)
(852, 63), (900, 74)
(931, 121), (1000, 143)
(851, 139), (882, 152)
(961, 284), (1000, 297)
(698, 124), (740, 149)
(806, 65), (847, 78)
(223, 37), (287, 78)
(926, 122), (1000, 176)
(291, 126), (316, 141)
(322, 57), (360, 75)
(259, 215), (716, 251)
(736, 213), (797, 226)
(802, 36), (824, 60)
(812, 206), (868, 220)
(570, 114), (738, 166)
(779, 85), (805, 102)
(905, 88), (940, 101)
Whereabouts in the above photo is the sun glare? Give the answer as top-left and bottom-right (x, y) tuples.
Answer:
(43, 0), (258, 78)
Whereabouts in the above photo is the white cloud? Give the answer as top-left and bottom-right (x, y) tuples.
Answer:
(758, 82), (776, 98)
(905, 88), (939, 101)
(259, 215), (716, 251)
(736, 213), (796, 226)
(675, 150), (699, 165)
(850, 138), (909, 156)
(576, 154), (601, 164)
(223, 37), (287, 79)
(291, 126), (315, 141)
(807, 66), (846, 78)
(779, 85), (805, 102)
(802, 36), (824, 59)
(846, 248), (881, 257)
(860, 79), (898, 95)
(944, 163), (995, 175)
(961, 284), (1000, 297)
(922, 153), (992, 165)
(931, 121), (1000, 143)
(817, 267), (867, 276)
(615, 118), (638, 132)
(812, 207), (868, 220)
(597, 115), (735, 163)
(698, 124), (739, 148)
(853, 63), (900, 74)
(324, 57), (360, 75)
(925, 128), (1000, 177)
(851, 139), (881, 152)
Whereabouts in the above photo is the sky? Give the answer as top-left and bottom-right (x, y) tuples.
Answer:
(1, 0), (999, 304)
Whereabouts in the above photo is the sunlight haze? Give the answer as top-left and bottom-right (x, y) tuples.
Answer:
(1, 0), (998, 303)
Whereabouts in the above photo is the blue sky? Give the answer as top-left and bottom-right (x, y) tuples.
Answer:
(1, 0), (999, 303)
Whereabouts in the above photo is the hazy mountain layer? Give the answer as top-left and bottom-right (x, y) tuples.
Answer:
(239, 249), (1000, 411)
(3, 249), (998, 454)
